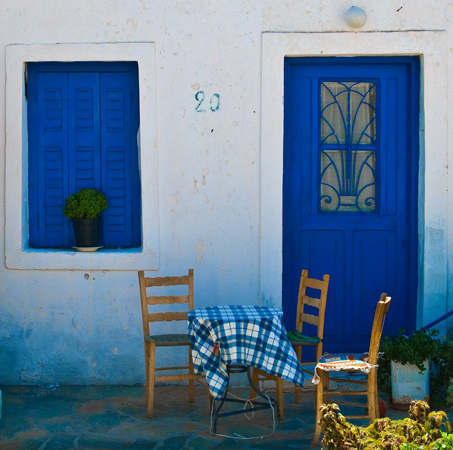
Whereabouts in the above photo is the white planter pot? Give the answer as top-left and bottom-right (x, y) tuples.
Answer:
(390, 360), (430, 410)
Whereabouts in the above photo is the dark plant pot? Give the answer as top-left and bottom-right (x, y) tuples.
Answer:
(72, 218), (101, 248)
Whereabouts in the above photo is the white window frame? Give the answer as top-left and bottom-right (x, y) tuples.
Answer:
(5, 42), (160, 270)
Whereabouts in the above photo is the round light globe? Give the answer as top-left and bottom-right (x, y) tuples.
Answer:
(345, 6), (367, 29)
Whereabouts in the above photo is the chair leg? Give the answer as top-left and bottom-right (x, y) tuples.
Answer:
(188, 347), (195, 402)
(276, 376), (284, 420)
(324, 375), (330, 392)
(367, 369), (378, 422)
(295, 346), (302, 404)
(312, 370), (326, 447)
(144, 341), (150, 401)
(250, 367), (259, 400)
(206, 383), (213, 410)
(147, 341), (156, 418)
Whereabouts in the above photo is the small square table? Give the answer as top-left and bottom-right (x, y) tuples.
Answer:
(188, 305), (305, 430)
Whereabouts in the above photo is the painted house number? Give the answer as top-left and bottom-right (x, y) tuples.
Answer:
(195, 91), (220, 112)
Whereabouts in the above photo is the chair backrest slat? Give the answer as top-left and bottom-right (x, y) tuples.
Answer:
(368, 293), (391, 365)
(148, 312), (188, 323)
(303, 295), (321, 308)
(143, 275), (190, 287)
(138, 269), (194, 337)
(301, 313), (320, 327)
(303, 277), (327, 291)
(147, 295), (189, 305)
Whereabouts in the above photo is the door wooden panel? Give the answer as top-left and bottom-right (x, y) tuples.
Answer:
(300, 231), (345, 350)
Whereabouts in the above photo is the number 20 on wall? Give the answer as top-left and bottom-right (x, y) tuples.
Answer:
(195, 91), (220, 113)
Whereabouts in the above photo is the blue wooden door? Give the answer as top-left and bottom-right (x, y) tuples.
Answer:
(283, 57), (419, 353)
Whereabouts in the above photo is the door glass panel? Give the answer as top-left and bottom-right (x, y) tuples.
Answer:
(320, 81), (377, 213)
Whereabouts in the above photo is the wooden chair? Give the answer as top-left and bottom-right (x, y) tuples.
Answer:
(311, 293), (391, 447)
(251, 269), (330, 419)
(138, 269), (204, 418)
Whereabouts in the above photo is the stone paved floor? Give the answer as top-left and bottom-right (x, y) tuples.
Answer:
(0, 384), (449, 450)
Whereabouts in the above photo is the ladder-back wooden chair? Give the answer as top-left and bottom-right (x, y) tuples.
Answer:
(251, 269), (329, 419)
(138, 269), (204, 418)
(311, 293), (391, 447)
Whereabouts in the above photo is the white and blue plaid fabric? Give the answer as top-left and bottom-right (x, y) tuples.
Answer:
(188, 305), (305, 399)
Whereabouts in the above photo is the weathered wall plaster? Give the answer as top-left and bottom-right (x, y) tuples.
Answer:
(0, 0), (452, 385)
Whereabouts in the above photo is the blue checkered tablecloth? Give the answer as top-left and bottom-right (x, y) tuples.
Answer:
(188, 305), (305, 399)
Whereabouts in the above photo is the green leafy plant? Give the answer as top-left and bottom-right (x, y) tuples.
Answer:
(381, 328), (441, 371)
(378, 328), (450, 397)
(318, 400), (451, 449)
(430, 432), (453, 449)
(447, 378), (453, 407)
(430, 330), (453, 403)
(63, 188), (107, 220)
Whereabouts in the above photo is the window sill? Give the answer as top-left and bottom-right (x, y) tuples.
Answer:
(5, 246), (159, 271)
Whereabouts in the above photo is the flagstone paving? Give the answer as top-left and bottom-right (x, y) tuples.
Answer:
(0, 384), (450, 450)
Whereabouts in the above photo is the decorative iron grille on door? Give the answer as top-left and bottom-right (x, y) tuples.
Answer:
(320, 81), (377, 213)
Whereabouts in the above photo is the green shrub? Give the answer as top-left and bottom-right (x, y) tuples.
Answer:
(381, 328), (441, 372)
(430, 432), (453, 449)
(318, 400), (451, 450)
(433, 330), (453, 401)
(447, 378), (453, 407)
(63, 189), (108, 220)
(378, 328), (453, 401)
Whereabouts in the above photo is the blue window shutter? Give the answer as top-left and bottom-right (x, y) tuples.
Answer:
(100, 70), (141, 247)
(29, 70), (70, 248)
(68, 73), (101, 192)
(28, 62), (141, 249)
(67, 73), (101, 246)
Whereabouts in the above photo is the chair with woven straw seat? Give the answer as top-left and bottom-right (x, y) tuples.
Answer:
(138, 269), (205, 417)
(251, 269), (329, 419)
(311, 293), (391, 447)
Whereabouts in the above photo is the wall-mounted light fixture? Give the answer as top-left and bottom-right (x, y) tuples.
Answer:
(345, 6), (367, 29)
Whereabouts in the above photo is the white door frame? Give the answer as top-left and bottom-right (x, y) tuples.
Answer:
(259, 31), (448, 330)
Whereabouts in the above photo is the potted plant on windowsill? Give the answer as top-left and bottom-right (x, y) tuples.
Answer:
(378, 328), (442, 410)
(63, 188), (108, 252)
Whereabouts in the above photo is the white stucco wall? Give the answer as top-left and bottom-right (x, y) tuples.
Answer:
(1, 0), (452, 385)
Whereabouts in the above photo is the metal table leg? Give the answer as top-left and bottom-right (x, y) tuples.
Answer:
(211, 364), (280, 433)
